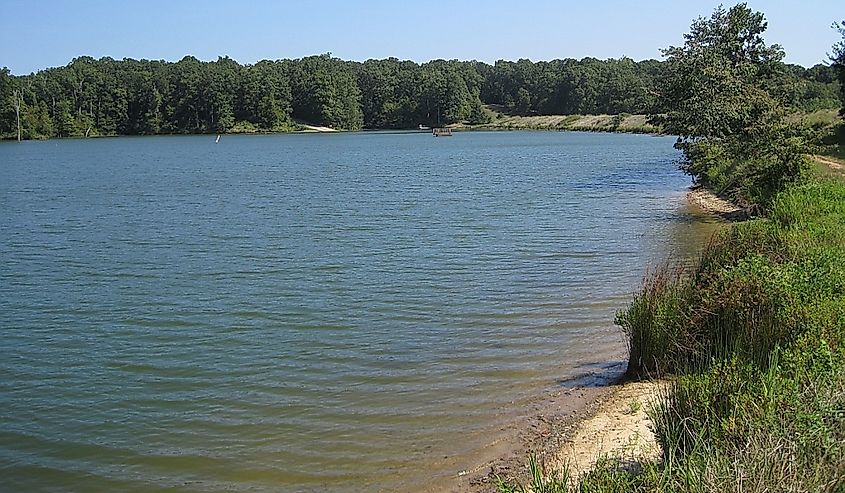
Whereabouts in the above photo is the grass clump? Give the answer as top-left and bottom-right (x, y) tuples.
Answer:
(618, 179), (845, 378)
(646, 338), (845, 493)
(496, 454), (571, 493)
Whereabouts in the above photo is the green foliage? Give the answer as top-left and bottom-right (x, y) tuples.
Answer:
(695, 116), (811, 207)
(619, 180), (845, 377)
(291, 54), (363, 130)
(609, 112), (628, 129)
(573, 180), (845, 493)
(769, 64), (841, 112)
(831, 21), (845, 113)
(1, 49), (838, 139)
(0, 68), (15, 136)
(504, 8), (845, 492)
(467, 98), (493, 125)
(658, 4), (785, 140)
(496, 454), (571, 493)
(644, 339), (845, 493)
(482, 57), (664, 116)
(658, 4), (813, 207)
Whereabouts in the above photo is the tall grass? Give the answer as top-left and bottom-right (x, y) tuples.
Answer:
(499, 179), (845, 492)
(618, 180), (845, 378)
(611, 178), (845, 492)
(496, 454), (571, 493)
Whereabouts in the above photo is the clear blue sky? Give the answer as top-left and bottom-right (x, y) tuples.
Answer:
(1, 0), (842, 75)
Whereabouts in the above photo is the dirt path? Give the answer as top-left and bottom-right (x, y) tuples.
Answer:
(813, 154), (845, 177)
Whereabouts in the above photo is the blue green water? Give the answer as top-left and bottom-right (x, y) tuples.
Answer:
(0, 131), (706, 491)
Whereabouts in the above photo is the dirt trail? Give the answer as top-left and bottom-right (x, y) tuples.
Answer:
(813, 154), (845, 171)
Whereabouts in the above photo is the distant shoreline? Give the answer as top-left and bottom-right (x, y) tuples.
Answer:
(457, 113), (660, 134)
(0, 114), (661, 142)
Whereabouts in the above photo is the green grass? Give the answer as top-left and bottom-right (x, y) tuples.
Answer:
(496, 454), (571, 493)
(608, 179), (845, 492)
(618, 179), (845, 377)
(497, 118), (845, 492)
(500, 176), (845, 493)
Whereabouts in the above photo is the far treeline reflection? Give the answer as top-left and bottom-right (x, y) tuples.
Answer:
(0, 54), (840, 139)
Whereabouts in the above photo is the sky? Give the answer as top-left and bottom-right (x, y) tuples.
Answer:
(1, 0), (842, 75)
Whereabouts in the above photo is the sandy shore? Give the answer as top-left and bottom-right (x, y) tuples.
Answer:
(456, 377), (663, 492)
(686, 186), (748, 220)
(546, 379), (662, 478)
(436, 361), (630, 492)
(298, 123), (338, 133)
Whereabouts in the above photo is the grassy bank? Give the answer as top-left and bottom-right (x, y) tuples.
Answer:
(456, 112), (659, 134)
(609, 177), (845, 491)
(456, 109), (837, 137)
(494, 4), (845, 490)
(498, 175), (845, 493)
(495, 117), (845, 493)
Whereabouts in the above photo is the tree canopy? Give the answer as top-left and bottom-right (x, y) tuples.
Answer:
(657, 4), (785, 141)
(659, 3), (814, 207)
(832, 20), (845, 113)
(0, 45), (839, 139)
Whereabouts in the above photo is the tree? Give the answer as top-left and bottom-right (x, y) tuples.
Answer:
(239, 61), (293, 131)
(12, 89), (22, 141)
(0, 49), (840, 139)
(289, 55), (363, 130)
(831, 20), (845, 113)
(658, 3), (807, 206)
(657, 3), (784, 142)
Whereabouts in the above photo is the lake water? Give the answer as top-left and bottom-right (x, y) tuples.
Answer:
(0, 131), (712, 492)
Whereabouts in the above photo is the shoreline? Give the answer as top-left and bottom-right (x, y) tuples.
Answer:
(450, 368), (663, 493)
(685, 186), (749, 220)
(449, 361), (630, 492)
(450, 188), (730, 492)
(0, 126), (651, 141)
(0, 114), (662, 141)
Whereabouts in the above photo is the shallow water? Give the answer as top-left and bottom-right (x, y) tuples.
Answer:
(0, 131), (714, 491)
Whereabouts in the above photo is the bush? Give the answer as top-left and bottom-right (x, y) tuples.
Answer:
(601, 178), (845, 492)
(618, 179), (845, 377)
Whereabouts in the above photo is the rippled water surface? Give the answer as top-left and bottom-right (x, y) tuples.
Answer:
(1, 132), (711, 491)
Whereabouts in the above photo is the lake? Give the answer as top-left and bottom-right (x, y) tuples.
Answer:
(0, 131), (713, 492)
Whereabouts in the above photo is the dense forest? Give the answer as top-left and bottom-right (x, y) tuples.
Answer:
(0, 53), (840, 139)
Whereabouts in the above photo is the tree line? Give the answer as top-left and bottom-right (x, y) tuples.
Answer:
(0, 52), (840, 139)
